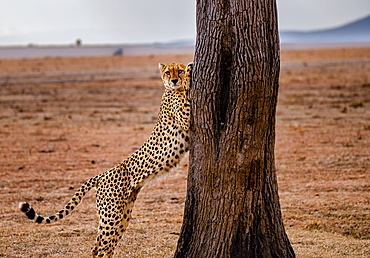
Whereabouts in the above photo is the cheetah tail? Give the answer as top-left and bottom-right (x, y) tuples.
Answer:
(19, 175), (99, 224)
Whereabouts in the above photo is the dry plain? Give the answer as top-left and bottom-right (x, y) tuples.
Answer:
(0, 47), (369, 257)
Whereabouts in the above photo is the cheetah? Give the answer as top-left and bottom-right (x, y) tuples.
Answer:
(19, 62), (193, 257)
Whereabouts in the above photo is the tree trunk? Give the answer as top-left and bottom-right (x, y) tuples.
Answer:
(174, 0), (295, 257)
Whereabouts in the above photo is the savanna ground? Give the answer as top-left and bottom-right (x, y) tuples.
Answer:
(0, 47), (369, 257)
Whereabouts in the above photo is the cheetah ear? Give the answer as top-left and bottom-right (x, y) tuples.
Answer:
(159, 63), (165, 72)
(187, 62), (194, 68)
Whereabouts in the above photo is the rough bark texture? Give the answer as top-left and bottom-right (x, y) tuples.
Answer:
(174, 0), (295, 257)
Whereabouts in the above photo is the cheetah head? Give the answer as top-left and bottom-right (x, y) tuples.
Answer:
(159, 63), (187, 91)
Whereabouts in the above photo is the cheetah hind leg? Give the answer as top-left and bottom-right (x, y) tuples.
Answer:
(116, 187), (141, 236)
(92, 187), (141, 258)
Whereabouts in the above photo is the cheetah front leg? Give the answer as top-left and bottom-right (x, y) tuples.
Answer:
(174, 62), (193, 131)
(184, 62), (193, 92)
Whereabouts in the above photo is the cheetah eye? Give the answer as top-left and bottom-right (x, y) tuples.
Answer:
(178, 70), (183, 75)
(165, 71), (170, 76)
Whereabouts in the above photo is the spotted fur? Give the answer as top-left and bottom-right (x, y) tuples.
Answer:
(19, 62), (193, 258)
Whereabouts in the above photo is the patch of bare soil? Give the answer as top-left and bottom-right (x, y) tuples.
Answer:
(0, 48), (369, 257)
(278, 47), (370, 257)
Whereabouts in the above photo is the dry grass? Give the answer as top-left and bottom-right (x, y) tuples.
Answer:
(0, 48), (369, 257)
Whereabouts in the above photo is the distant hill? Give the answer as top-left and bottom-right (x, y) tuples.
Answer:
(280, 15), (370, 43)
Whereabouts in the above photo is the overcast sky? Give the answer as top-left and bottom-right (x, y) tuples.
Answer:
(0, 0), (369, 46)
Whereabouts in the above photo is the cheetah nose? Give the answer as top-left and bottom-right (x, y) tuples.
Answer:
(171, 79), (178, 85)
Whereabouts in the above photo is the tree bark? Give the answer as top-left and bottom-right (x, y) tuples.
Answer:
(174, 0), (295, 257)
